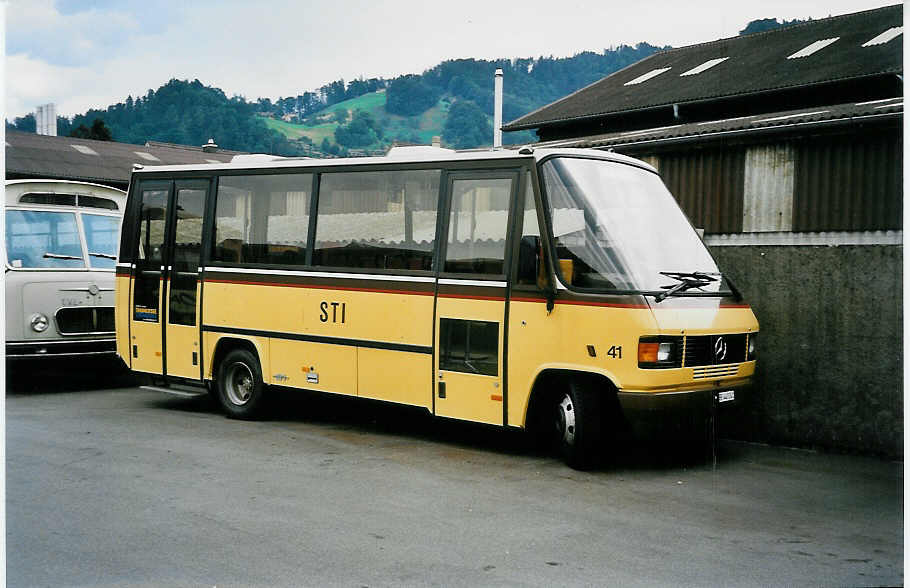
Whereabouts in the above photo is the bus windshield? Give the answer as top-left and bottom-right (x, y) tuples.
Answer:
(541, 157), (729, 295)
(83, 214), (120, 269)
(5, 210), (85, 269)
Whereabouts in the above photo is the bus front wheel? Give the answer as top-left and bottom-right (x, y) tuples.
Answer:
(555, 379), (604, 470)
(217, 348), (267, 419)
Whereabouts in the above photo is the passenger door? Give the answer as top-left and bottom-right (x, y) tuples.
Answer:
(127, 179), (209, 379)
(128, 181), (170, 374)
(163, 180), (209, 380)
(434, 171), (518, 425)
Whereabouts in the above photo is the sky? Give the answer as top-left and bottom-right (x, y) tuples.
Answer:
(3, 0), (902, 120)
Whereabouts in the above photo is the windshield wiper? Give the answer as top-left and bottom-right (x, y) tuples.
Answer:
(89, 252), (117, 260)
(43, 252), (83, 261)
(654, 271), (719, 303)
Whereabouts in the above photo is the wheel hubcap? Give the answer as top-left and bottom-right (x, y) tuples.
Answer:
(225, 362), (254, 406)
(557, 394), (576, 446)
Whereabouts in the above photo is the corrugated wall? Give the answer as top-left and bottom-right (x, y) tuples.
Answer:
(657, 147), (746, 234)
(793, 130), (902, 231)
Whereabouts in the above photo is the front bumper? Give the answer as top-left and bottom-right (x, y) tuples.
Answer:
(616, 384), (750, 440)
(6, 338), (116, 358)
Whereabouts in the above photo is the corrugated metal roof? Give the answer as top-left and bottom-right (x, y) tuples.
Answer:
(505, 4), (902, 132)
(5, 131), (244, 187)
(532, 99), (903, 150)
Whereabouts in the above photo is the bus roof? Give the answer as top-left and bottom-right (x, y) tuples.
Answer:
(129, 147), (655, 175)
(5, 179), (127, 209)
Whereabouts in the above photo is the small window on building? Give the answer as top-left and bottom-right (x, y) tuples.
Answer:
(71, 144), (99, 156)
(680, 57), (729, 76)
(623, 67), (671, 86)
(212, 173), (312, 266)
(862, 27), (903, 47)
(787, 37), (840, 59)
(133, 151), (161, 162)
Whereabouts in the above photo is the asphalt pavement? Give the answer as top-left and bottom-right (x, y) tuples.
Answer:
(5, 360), (903, 587)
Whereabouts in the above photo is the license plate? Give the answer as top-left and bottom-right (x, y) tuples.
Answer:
(717, 390), (735, 403)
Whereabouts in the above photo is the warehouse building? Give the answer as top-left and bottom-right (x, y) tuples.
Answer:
(5, 131), (241, 190)
(505, 5), (903, 456)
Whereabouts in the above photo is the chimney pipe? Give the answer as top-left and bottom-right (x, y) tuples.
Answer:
(202, 138), (218, 153)
(493, 68), (503, 150)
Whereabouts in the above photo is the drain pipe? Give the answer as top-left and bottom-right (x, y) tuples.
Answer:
(493, 68), (503, 150)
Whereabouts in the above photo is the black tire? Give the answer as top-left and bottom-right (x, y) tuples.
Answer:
(554, 379), (605, 470)
(216, 348), (267, 419)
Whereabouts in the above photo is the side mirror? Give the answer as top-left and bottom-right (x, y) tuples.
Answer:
(517, 235), (540, 285)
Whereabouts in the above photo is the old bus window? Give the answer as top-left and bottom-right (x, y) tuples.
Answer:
(83, 214), (120, 269)
(313, 169), (440, 271)
(444, 177), (512, 275)
(212, 174), (312, 266)
(5, 210), (85, 268)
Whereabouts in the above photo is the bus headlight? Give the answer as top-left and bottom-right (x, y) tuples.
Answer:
(30, 313), (49, 333)
(639, 336), (682, 368)
(748, 333), (757, 360)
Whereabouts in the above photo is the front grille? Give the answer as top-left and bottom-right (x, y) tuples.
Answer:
(684, 334), (748, 367)
(55, 307), (115, 335)
(693, 364), (741, 379)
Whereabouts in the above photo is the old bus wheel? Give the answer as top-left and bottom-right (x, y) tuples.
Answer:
(555, 380), (604, 470)
(217, 348), (267, 419)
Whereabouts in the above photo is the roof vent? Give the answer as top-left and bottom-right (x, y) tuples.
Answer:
(431, 136), (441, 148)
(624, 67), (671, 86)
(202, 138), (218, 153)
(863, 27), (903, 47)
(787, 38), (840, 59)
(680, 57), (729, 77)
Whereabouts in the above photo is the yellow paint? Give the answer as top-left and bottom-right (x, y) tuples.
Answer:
(269, 338), (356, 395)
(114, 275), (132, 364)
(435, 295), (505, 425)
(358, 348), (431, 408)
(129, 278), (163, 375)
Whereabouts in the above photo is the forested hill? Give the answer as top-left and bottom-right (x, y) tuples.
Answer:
(7, 17), (805, 154)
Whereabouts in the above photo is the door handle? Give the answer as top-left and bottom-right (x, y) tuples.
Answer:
(438, 381), (446, 399)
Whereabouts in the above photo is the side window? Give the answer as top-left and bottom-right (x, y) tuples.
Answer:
(313, 169), (440, 271)
(212, 174), (312, 266)
(516, 173), (545, 287)
(444, 177), (512, 275)
(439, 318), (499, 376)
(133, 187), (169, 322)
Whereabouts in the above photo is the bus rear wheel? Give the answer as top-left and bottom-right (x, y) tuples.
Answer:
(217, 348), (267, 419)
(555, 379), (604, 470)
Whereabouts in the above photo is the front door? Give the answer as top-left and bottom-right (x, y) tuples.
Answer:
(163, 180), (208, 379)
(128, 179), (209, 379)
(129, 181), (170, 374)
(434, 171), (518, 425)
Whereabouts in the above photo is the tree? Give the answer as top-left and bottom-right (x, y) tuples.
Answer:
(442, 100), (491, 149)
(69, 118), (113, 141)
(334, 110), (383, 148)
(386, 75), (441, 116)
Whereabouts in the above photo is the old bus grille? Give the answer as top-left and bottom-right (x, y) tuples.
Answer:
(683, 334), (748, 367)
(692, 364), (741, 379)
(55, 307), (115, 335)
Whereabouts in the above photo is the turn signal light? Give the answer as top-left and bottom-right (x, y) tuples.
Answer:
(638, 342), (659, 364)
(638, 336), (682, 369)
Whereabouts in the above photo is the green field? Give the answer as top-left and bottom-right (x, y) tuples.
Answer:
(261, 90), (451, 150)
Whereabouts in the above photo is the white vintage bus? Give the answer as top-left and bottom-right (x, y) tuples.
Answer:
(5, 179), (126, 358)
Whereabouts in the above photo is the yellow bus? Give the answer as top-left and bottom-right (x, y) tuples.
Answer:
(115, 146), (758, 468)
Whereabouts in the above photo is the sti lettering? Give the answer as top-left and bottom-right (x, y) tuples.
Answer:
(319, 301), (346, 323)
